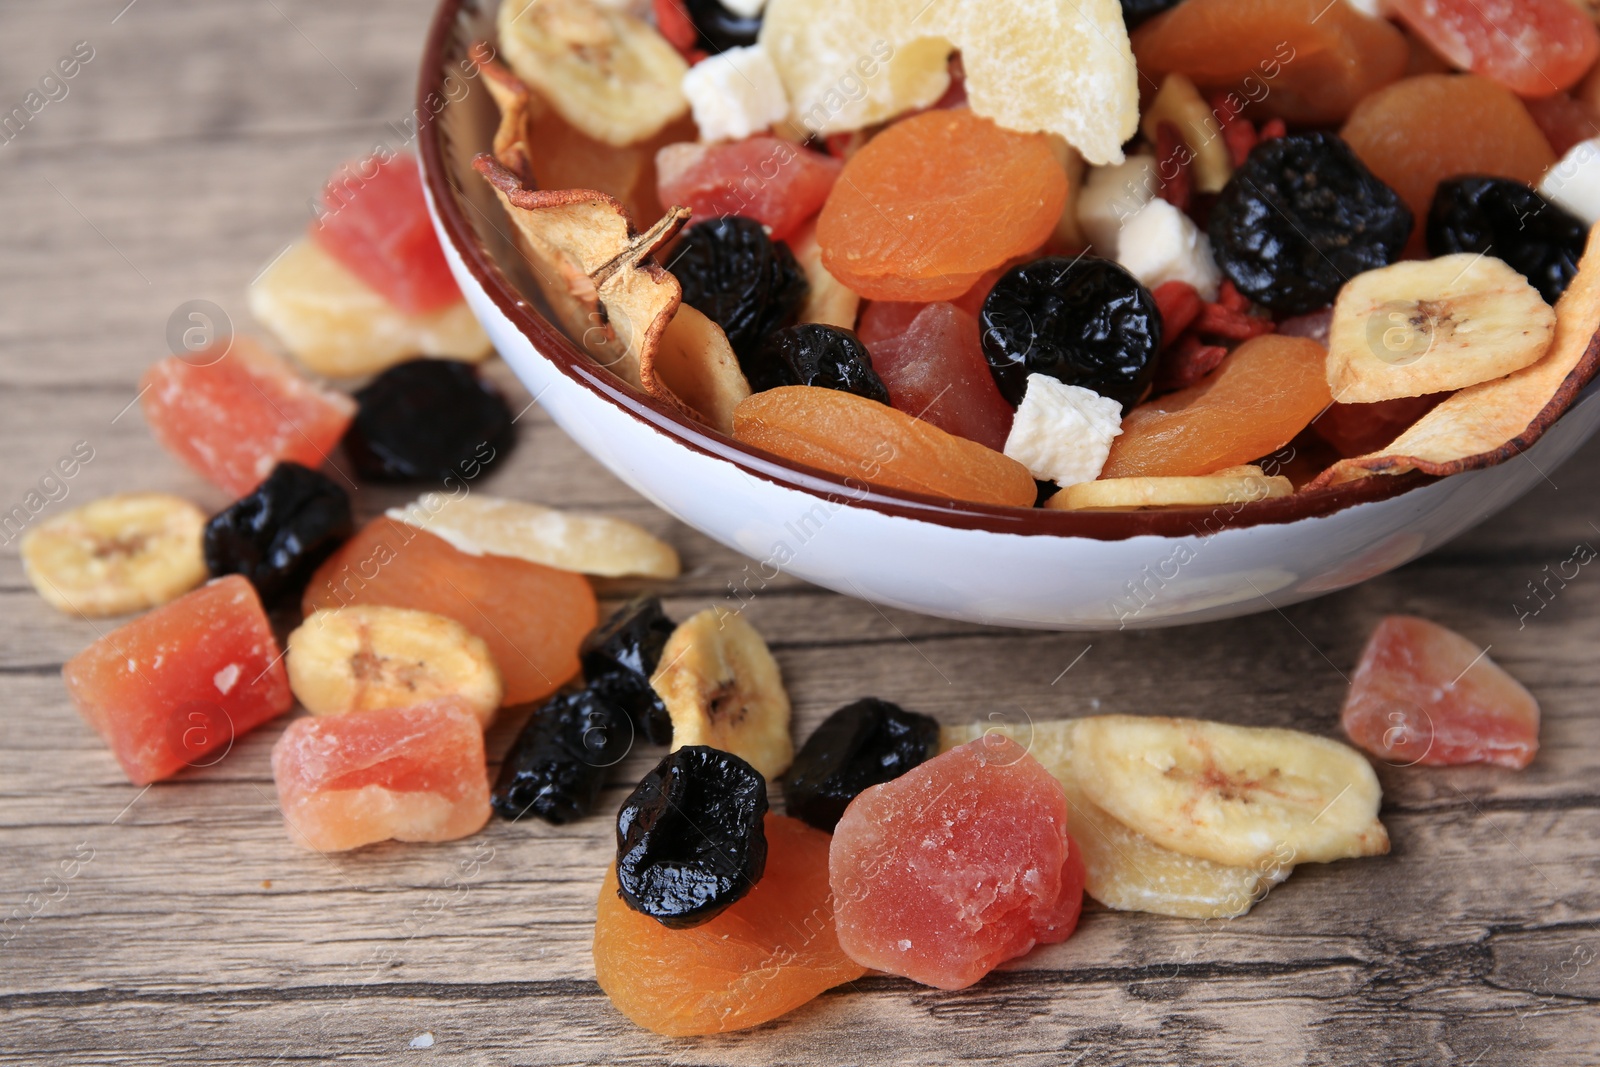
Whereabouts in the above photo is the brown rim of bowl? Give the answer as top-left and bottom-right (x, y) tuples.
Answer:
(417, 0), (1459, 541)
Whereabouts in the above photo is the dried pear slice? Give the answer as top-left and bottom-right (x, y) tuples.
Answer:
(643, 305), (752, 435)
(21, 493), (207, 618)
(1048, 466), (1292, 511)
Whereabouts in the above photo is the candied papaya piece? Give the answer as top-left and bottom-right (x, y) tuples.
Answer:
(1388, 0), (1599, 98)
(732, 386), (1037, 507)
(62, 576), (292, 785)
(829, 736), (1084, 990)
(302, 518), (596, 706)
(1101, 334), (1331, 478)
(862, 302), (1016, 452)
(1132, 0), (1407, 125)
(658, 136), (842, 241)
(593, 813), (866, 1036)
(271, 698), (492, 851)
(816, 110), (1067, 302)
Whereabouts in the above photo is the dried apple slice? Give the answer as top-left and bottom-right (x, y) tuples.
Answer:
(1048, 466), (1292, 511)
(644, 304), (751, 435)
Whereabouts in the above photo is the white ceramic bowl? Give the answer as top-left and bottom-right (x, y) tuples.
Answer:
(417, 0), (1600, 630)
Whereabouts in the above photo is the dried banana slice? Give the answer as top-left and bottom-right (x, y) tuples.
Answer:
(1072, 715), (1388, 868)
(1141, 74), (1231, 195)
(386, 492), (680, 579)
(497, 0), (688, 148)
(1327, 253), (1555, 403)
(21, 493), (207, 618)
(943, 720), (1289, 919)
(249, 238), (491, 379)
(1048, 466), (1292, 511)
(643, 305), (752, 435)
(651, 608), (793, 778)
(287, 605), (503, 726)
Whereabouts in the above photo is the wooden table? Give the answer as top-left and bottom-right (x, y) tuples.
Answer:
(3, 2), (1599, 1063)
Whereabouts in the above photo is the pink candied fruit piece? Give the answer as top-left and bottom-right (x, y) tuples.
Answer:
(859, 301), (1015, 451)
(1342, 615), (1540, 769)
(271, 698), (491, 852)
(140, 336), (355, 496)
(656, 136), (843, 241)
(62, 576), (292, 786)
(310, 153), (464, 315)
(1387, 0), (1599, 97)
(829, 735), (1084, 990)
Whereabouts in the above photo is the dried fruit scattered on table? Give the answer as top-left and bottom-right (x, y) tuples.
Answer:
(1427, 177), (1589, 305)
(1210, 133), (1411, 317)
(616, 745), (770, 927)
(830, 736), (1083, 990)
(1101, 335), (1331, 478)
(645, 303), (752, 434)
(980, 256), (1162, 411)
(203, 462), (352, 607)
(140, 337), (356, 497)
(250, 238), (490, 379)
(1311, 395), (1446, 457)
(943, 720), (1290, 919)
(817, 110), (1067, 303)
(1072, 715), (1389, 868)
(594, 813), (865, 1036)
(651, 608), (793, 778)
(1341, 75), (1557, 250)
(1387, 0), (1599, 97)
(1342, 615), (1539, 768)
(582, 597), (677, 746)
(782, 697), (939, 831)
(304, 517), (597, 707)
(760, 0), (1137, 164)
(271, 698), (491, 852)
(657, 137), (841, 242)
(62, 576), (291, 785)
(743, 323), (889, 401)
(309, 154), (464, 315)
(343, 359), (514, 484)
(493, 686), (632, 823)
(1327, 254), (1555, 403)
(733, 386), (1038, 507)
(669, 216), (808, 358)
(387, 493), (680, 580)
(862, 301), (1015, 452)
(1131, 0), (1406, 125)
(1049, 465), (1292, 511)
(22, 493), (206, 618)
(288, 605), (503, 727)
(497, 0), (688, 147)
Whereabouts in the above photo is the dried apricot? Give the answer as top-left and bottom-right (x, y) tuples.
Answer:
(1101, 334), (1331, 478)
(1132, 0), (1407, 125)
(1388, 0), (1599, 98)
(732, 386), (1037, 507)
(816, 110), (1066, 302)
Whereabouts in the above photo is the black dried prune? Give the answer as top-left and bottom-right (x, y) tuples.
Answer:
(684, 0), (760, 51)
(1210, 132), (1411, 317)
(668, 217), (808, 358)
(1427, 176), (1588, 306)
(980, 256), (1162, 412)
(782, 698), (939, 831)
(744, 323), (891, 401)
(581, 597), (676, 746)
(1119, 0), (1181, 28)
(615, 745), (767, 928)
(203, 461), (353, 606)
(342, 359), (514, 484)
(493, 687), (633, 825)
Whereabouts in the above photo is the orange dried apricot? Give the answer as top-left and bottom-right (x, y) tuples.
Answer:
(732, 386), (1037, 507)
(1132, 0), (1407, 125)
(1101, 335), (1331, 478)
(816, 109), (1066, 302)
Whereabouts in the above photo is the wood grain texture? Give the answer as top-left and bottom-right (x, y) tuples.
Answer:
(2, 2), (1598, 1063)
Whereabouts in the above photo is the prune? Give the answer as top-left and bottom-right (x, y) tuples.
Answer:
(1210, 132), (1411, 317)
(684, 0), (761, 52)
(1119, 0), (1182, 28)
(202, 461), (352, 606)
(342, 359), (514, 483)
(744, 323), (891, 401)
(668, 217), (808, 358)
(1427, 176), (1588, 305)
(980, 256), (1162, 412)
(781, 698), (940, 831)
(616, 745), (768, 928)
(581, 597), (676, 746)
(493, 687), (633, 825)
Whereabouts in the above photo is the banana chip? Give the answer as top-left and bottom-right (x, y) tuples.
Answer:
(1048, 466), (1292, 511)
(21, 493), (207, 618)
